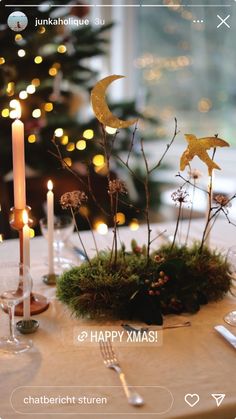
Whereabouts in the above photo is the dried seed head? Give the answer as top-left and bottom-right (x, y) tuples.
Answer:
(108, 179), (127, 195)
(171, 188), (190, 205)
(60, 190), (88, 211)
(214, 194), (231, 208)
(188, 169), (202, 180)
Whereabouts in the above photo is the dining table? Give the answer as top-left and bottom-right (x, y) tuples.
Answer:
(0, 218), (236, 419)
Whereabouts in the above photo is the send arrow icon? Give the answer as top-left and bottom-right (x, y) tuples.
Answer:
(211, 394), (225, 407)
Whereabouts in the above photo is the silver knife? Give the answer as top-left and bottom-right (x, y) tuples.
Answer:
(214, 325), (236, 349)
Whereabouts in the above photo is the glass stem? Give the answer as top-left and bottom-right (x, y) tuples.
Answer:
(8, 304), (16, 341)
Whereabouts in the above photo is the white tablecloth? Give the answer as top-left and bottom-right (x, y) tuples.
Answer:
(0, 219), (236, 419)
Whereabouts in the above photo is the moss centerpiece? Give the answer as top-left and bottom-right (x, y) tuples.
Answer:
(54, 76), (235, 325)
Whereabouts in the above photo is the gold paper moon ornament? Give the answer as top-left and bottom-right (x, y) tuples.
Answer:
(91, 75), (138, 129)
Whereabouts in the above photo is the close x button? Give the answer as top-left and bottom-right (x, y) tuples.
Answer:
(217, 14), (231, 29)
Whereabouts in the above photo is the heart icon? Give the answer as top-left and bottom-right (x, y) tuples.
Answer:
(184, 393), (200, 407)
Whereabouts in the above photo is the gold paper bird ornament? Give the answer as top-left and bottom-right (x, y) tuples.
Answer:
(180, 134), (230, 175)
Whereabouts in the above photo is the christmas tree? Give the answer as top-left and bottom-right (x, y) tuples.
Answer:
(0, 1), (159, 239)
(0, 1), (115, 175)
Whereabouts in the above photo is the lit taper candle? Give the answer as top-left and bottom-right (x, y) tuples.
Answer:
(22, 210), (30, 320)
(47, 180), (55, 274)
(12, 101), (26, 209)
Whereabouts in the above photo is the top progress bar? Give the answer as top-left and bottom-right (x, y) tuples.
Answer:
(4, 4), (233, 7)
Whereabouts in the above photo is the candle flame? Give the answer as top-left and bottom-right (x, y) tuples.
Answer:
(16, 101), (21, 119)
(47, 180), (53, 191)
(22, 209), (28, 225)
(10, 99), (21, 119)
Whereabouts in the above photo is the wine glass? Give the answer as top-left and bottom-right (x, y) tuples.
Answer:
(0, 263), (33, 354)
(40, 215), (76, 272)
(224, 246), (236, 326)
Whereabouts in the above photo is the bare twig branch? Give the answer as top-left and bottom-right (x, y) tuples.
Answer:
(149, 117), (179, 174)
(50, 137), (109, 217)
(140, 138), (149, 174)
(150, 229), (167, 245)
(115, 154), (144, 184)
(126, 122), (138, 166)
(176, 173), (207, 194)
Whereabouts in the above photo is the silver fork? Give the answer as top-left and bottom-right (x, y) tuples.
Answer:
(99, 339), (144, 407)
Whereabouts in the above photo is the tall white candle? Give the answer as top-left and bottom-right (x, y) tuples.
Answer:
(47, 180), (55, 275)
(12, 102), (26, 209)
(22, 210), (30, 320)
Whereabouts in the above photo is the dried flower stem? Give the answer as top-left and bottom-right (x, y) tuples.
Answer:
(100, 125), (118, 266)
(204, 211), (220, 242)
(199, 149), (216, 252)
(113, 193), (119, 266)
(185, 175), (196, 245)
(70, 208), (91, 266)
(171, 202), (183, 252)
(140, 138), (152, 263)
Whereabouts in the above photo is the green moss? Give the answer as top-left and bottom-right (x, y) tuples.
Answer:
(56, 243), (232, 322)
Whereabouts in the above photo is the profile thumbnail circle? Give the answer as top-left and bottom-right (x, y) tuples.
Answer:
(7, 11), (28, 32)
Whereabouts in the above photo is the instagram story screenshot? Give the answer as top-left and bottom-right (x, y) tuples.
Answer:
(0, 0), (236, 418)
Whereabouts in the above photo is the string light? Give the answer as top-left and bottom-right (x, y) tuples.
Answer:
(53, 62), (61, 69)
(31, 78), (40, 87)
(54, 128), (63, 137)
(66, 142), (75, 152)
(105, 126), (117, 135)
(10, 99), (19, 108)
(198, 98), (212, 113)
(94, 164), (108, 176)
(63, 157), (72, 167)
(1, 109), (9, 118)
(95, 222), (108, 235)
(0, 57), (5, 65)
(79, 206), (89, 217)
(92, 154), (105, 167)
(32, 109), (41, 118)
(15, 34), (23, 42)
(83, 129), (94, 140)
(30, 228), (35, 238)
(76, 140), (86, 150)
(28, 134), (36, 143)
(34, 56), (43, 64)
(10, 110), (18, 119)
(6, 82), (15, 96)
(57, 44), (67, 54)
(49, 67), (58, 76)
(18, 49), (26, 57)
(61, 135), (69, 145)
(26, 84), (36, 94)
(44, 102), (53, 112)
(19, 90), (28, 99)
(115, 212), (126, 225)
(129, 219), (140, 231)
